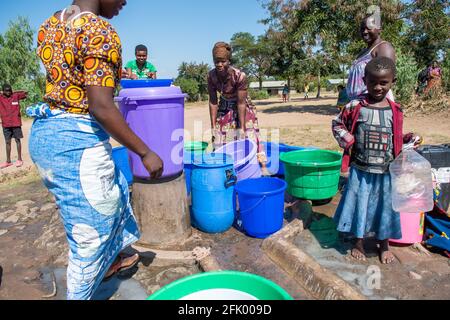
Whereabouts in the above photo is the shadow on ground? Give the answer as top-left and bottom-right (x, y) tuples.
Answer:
(254, 97), (336, 107)
(260, 104), (339, 116)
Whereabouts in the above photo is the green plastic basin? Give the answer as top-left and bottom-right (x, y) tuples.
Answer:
(185, 141), (209, 154)
(148, 271), (293, 300)
(280, 150), (342, 200)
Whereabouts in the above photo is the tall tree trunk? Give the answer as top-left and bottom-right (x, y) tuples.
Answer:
(287, 77), (291, 101)
(259, 76), (263, 90)
(316, 68), (321, 99)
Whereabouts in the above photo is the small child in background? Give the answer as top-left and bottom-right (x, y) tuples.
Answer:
(332, 57), (420, 264)
(304, 83), (310, 100)
(282, 84), (289, 103)
(0, 84), (27, 168)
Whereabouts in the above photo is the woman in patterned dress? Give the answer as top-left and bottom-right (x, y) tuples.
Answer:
(30, 0), (163, 300)
(424, 61), (443, 95)
(207, 42), (268, 173)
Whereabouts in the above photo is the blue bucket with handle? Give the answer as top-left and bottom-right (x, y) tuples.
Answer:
(235, 177), (287, 239)
(263, 142), (317, 176)
(191, 153), (237, 233)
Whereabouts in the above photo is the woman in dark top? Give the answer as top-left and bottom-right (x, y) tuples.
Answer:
(208, 42), (268, 173)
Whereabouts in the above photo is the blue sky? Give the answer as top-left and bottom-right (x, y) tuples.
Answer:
(0, 0), (269, 79)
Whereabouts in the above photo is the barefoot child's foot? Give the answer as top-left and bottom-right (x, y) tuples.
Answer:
(380, 240), (396, 264)
(351, 238), (366, 261)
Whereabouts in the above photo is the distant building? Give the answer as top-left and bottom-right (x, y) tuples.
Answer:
(327, 79), (348, 86)
(249, 81), (292, 96)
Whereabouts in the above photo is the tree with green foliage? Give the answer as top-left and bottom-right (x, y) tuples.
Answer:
(393, 49), (419, 105)
(442, 49), (450, 93)
(0, 17), (45, 114)
(230, 32), (255, 77)
(173, 77), (199, 102)
(230, 32), (272, 90)
(260, 0), (307, 88)
(174, 62), (209, 102)
(259, 0), (403, 96)
(405, 0), (450, 67)
(259, 0), (449, 104)
(291, 0), (405, 69)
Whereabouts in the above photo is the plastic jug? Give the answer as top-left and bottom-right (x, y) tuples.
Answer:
(390, 149), (434, 213)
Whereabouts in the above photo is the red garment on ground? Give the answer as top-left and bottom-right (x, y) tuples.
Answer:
(0, 92), (27, 128)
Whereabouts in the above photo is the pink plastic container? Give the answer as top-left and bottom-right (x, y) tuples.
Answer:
(390, 212), (425, 245)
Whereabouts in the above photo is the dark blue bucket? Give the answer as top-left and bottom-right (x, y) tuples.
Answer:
(112, 146), (133, 186)
(235, 177), (287, 239)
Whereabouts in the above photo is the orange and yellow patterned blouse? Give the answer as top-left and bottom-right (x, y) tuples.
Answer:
(37, 13), (122, 114)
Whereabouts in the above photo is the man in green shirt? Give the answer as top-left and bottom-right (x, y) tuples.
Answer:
(125, 44), (157, 80)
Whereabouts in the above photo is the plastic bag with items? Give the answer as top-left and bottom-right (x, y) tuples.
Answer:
(390, 149), (434, 213)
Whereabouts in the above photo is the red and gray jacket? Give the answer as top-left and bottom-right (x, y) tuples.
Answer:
(332, 97), (412, 173)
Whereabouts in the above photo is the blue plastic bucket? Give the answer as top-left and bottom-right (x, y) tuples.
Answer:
(235, 177), (287, 239)
(191, 154), (237, 233)
(263, 142), (316, 176)
(112, 146), (133, 186)
(184, 142), (209, 196)
(120, 79), (174, 89)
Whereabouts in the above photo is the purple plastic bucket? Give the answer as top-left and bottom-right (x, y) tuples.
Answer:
(115, 86), (187, 179)
(215, 139), (261, 181)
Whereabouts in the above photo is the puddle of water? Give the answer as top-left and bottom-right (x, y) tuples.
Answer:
(93, 277), (148, 300)
(40, 267), (148, 300)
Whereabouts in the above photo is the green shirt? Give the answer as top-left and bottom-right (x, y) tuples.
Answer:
(125, 60), (157, 79)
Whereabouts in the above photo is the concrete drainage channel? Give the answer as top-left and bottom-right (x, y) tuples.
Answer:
(262, 200), (450, 300)
(262, 219), (366, 300)
(129, 219), (366, 301)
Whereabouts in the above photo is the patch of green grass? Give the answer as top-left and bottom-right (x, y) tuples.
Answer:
(0, 168), (41, 193)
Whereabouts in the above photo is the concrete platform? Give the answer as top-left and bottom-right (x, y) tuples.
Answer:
(262, 194), (450, 300)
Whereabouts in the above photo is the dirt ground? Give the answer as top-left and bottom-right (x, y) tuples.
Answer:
(0, 94), (449, 300)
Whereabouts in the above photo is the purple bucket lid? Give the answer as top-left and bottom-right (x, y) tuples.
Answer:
(115, 86), (187, 102)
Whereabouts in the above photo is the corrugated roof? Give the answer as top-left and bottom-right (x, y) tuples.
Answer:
(327, 79), (348, 85)
(249, 81), (287, 89)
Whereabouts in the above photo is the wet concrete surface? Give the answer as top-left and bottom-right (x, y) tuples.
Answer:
(200, 227), (312, 300)
(2, 173), (448, 300)
(0, 177), (310, 300)
(292, 197), (450, 300)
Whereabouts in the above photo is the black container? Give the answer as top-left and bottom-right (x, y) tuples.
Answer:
(417, 144), (450, 212)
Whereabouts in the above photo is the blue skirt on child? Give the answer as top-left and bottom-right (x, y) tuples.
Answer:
(334, 166), (402, 240)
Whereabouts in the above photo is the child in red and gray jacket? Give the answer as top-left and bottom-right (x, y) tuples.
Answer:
(332, 57), (421, 264)
(0, 84), (27, 168)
